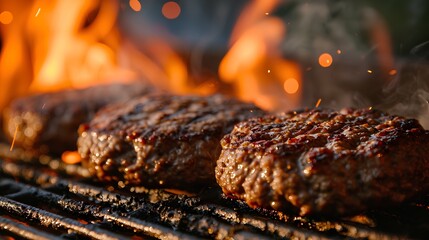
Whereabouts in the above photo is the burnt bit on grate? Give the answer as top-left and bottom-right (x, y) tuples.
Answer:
(0, 147), (429, 239)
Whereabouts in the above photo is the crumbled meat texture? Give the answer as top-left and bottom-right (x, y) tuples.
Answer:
(215, 108), (429, 216)
(77, 94), (265, 190)
(3, 82), (153, 154)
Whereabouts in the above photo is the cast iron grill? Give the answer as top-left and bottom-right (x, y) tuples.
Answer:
(0, 144), (428, 239)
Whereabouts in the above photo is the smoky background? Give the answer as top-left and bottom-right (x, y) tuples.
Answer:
(1, 0), (428, 127)
(118, 0), (429, 127)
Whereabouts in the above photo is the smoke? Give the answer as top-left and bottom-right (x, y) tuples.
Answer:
(278, 0), (389, 109)
(274, 0), (429, 128)
(379, 41), (429, 128)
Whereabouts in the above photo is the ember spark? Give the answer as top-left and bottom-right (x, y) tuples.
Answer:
(315, 98), (322, 108)
(318, 53), (333, 68)
(35, 8), (41, 17)
(9, 126), (18, 151)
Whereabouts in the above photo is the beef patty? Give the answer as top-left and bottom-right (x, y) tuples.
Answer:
(215, 108), (429, 216)
(77, 94), (265, 190)
(3, 82), (153, 154)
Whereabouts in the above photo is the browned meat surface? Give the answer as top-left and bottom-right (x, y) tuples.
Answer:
(3, 82), (153, 154)
(215, 108), (429, 216)
(77, 94), (265, 190)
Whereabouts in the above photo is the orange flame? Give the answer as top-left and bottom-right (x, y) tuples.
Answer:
(28, 0), (132, 92)
(0, 0), (221, 114)
(0, 1), (33, 111)
(1, 0), (302, 115)
(219, 0), (301, 111)
(0, 0), (143, 113)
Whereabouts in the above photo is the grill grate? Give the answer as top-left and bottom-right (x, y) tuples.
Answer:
(0, 147), (428, 239)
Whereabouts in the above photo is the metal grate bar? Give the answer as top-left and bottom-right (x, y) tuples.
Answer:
(52, 176), (329, 239)
(0, 179), (199, 240)
(0, 178), (285, 239)
(0, 159), (328, 239)
(193, 203), (323, 239)
(0, 216), (59, 240)
(0, 196), (130, 240)
(1, 156), (428, 239)
(0, 160), (292, 237)
(0, 159), (403, 239)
